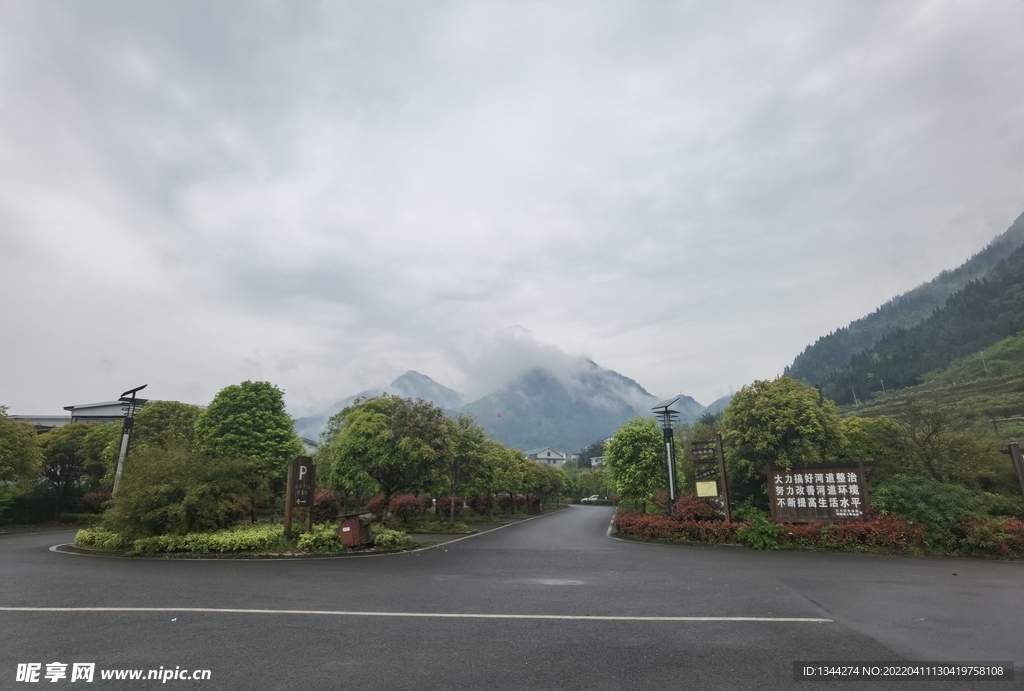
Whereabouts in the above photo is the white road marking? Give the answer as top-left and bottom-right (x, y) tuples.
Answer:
(0, 607), (831, 622)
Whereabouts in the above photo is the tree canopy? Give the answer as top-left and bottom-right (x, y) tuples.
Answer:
(320, 395), (452, 505)
(194, 381), (302, 489)
(604, 416), (666, 508)
(0, 406), (42, 482)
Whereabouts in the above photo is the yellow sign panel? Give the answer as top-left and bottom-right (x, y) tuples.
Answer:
(696, 481), (718, 497)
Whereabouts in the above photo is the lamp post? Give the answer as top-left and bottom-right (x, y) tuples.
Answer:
(652, 396), (681, 517)
(112, 384), (147, 496)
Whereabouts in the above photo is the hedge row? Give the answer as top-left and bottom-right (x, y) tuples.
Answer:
(74, 522), (414, 555)
(614, 510), (1024, 557)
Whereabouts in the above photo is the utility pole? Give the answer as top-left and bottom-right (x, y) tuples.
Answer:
(112, 385), (147, 496)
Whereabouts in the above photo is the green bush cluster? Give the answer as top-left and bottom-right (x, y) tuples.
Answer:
(103, 446), (250, 539)
(734, 513), (784, 550)
(372, 526), (413, 549)
(296, 523), (344, 553)
(74, 527), (131, 551)
(871, 475), (1014, 550)
(76, 523), (286, 555)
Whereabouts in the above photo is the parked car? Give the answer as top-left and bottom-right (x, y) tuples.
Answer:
(581, 495), (600, 503)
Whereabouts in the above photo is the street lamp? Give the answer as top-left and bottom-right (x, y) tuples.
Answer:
(112, 384), (147, 496)
(652, 396), (681, 517)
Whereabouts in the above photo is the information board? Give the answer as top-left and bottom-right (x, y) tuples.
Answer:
(767, 465), (869, 523)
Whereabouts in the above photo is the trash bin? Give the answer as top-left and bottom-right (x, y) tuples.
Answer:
(337, 513), (374, 547)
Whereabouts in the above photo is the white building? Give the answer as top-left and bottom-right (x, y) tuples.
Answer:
(525, 448), (567, 466)
(11, 399), (148, 431)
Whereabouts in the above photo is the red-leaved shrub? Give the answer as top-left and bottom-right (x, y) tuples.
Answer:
(672, 494), (720, 522)
(365, 494), (388, 520)
(79, 491), (111, 514)
(437, 495), (464, 518)
(959, 516), (1024, 557)
(616, 509), (929, 553)
(389, 494), (426, 523)
(615, 511), (738, 543)
(311, 489), (342, 524)
(469, 493), (492, 514)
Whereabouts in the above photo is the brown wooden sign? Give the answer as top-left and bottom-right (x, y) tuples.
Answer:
(293, 457), (315, 507)
(284, 456), (316, 542)
(689, 434), (731, 523)
(767, 464), (869, 523)
(691, 440), (719, 481)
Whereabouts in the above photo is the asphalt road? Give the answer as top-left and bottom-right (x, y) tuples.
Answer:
(1, 507), (1021, 690)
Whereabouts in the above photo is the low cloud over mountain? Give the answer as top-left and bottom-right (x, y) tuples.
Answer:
(296, 345), (713, 452)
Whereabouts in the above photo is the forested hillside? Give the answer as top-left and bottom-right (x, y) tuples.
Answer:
(786, 211), (1024, 385)
(820, 244), (1024, 404)
(843, 331), (1024, 422)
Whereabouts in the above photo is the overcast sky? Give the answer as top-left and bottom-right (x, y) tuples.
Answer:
(2, 1), (1023, 415)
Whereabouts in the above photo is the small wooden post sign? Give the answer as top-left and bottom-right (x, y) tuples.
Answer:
(284, 456), (316, 542)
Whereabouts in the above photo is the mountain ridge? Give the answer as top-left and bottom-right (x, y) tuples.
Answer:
(786, 210), (1024, 386)
(294, 361), (709, 452)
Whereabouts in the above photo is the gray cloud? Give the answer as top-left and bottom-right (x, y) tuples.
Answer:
(2, 1), (1023, 413)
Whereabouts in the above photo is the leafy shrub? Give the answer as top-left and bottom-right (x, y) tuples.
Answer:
(804, 515), (927, 552)
(311, 489), (342, 524)
(296, 522), (344, 553)
(75, 527), (131, 551)
(872, 475), (987, 549)
(872, 476), (986, 533)
(373, 526), (413, 549)
(959, 516), (1024, 557)
(79, 491), (111, 514)
(129, 523), (285, 554)
(615, 511), (738, 543)
(437, 495), (464, 519)
(469, 493), (492, 514)
(673, 494), (720, 522)
(102, 446), (249, 538)
(0, 483), (59, 525)
(365, 494), (388, 520)
(735, 513), (783, 550)
(980, 492), (1024, 519)
(652, 491), (670, 513)
(389, 494), (426, 522)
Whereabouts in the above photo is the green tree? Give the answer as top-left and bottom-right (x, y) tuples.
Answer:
(604, 416), (665, 510)
(889, 401), (999, 487)
(38, 423), (91, 518)
(82, 422), (121, 491)
(321, 395), (451, 517)
(723, 377), (844, 507)
(0, 406), (42, 482)
(481, 444), (530, 515)
(0, 407), (45, 523)
(576, 468), (611, 498)
(194, 381), (302, 518)
(134, 401), (203, 450)
(441, 414), (487, 523)
(576, 438), (606, 468)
